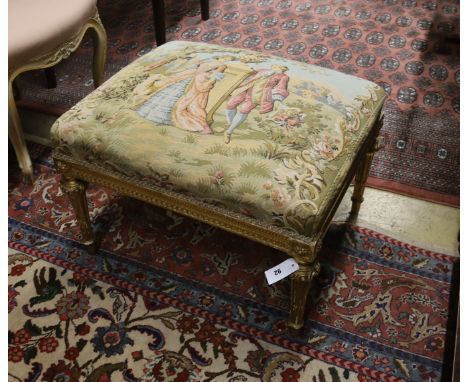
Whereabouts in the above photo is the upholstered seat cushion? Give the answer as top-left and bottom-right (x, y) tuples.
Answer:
(51, 41), (386, 236)
(8, 0), (97, 70)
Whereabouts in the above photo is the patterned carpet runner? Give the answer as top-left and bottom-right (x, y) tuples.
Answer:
(14, 0), (460, 206)
(8, 146), (459, 381)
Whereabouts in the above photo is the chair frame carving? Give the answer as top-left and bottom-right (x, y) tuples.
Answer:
(9, 9), (107, 183)
(54, 113), (384, 332)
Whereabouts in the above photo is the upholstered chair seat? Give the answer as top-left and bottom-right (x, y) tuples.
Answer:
(9, 0), (97, 71)
(8, 0), (107, 182)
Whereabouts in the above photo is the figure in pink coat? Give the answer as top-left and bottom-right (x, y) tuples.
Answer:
(224, 65), (290, 143)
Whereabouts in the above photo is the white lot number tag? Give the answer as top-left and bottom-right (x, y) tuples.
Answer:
(265, 258), (299, 285)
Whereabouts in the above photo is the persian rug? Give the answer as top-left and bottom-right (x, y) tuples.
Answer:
(8, 146), (459, 381)
(14, 0), (460, 206)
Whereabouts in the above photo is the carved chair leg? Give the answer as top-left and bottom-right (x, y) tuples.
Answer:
(61, 176), (96, 251)
(8, 80), (33, 183)
(288, 259), (320, 332)
(89, 15), (107, 87)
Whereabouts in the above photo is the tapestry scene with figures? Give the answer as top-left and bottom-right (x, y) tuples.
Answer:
(52, 41), (385, 236)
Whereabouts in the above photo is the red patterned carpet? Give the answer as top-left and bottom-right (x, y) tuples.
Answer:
(8, 145), (459, 381)
(15, 0), (459, 205)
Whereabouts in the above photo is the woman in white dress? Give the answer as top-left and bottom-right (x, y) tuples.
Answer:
(134, 60), (227, 133)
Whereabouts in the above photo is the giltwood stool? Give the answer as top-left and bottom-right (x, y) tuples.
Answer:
(51, 41), (386, 331)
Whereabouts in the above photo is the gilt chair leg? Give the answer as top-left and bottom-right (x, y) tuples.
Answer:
(60, 176), (96, 252)
(89, 15), (107, 88)
(288, 257), (321, 333)
(8, 80), (33, 183)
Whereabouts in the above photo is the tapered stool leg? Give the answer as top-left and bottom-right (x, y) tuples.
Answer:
(288, 239), (322, 335)
(288, 255), (321, 332)
(348, 150), (375, 223)
(60, 176), (96, 251)
(8, 80), (33, 183)
(348, 118), (384, 223)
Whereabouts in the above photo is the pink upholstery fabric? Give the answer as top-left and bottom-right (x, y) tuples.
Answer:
(8, 0), (97, 71)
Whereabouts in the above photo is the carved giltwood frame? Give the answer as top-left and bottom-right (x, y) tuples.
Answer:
(54, 113), (384, 332)
(9, 9), (107, 183)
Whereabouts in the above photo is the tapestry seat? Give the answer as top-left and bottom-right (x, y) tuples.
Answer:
(51, 41), (386, 331)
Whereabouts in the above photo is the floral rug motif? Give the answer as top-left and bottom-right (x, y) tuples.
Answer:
(14, 0), (460, 204)
(9, 246), (353, 382)
(8, 147), (458, 381)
